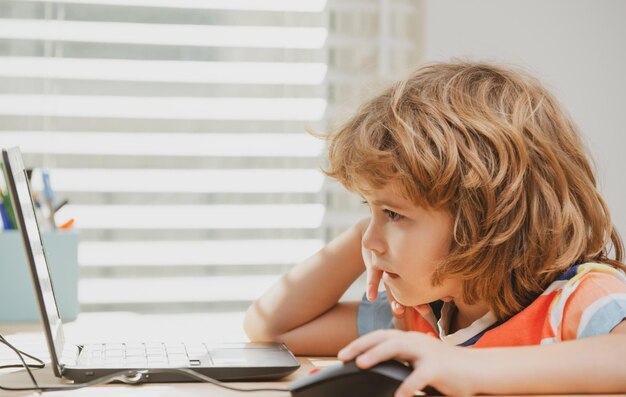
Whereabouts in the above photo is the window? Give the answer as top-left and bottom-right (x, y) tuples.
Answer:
(0, 0), (422, 315)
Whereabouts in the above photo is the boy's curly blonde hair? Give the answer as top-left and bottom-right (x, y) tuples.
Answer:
(324, 61), (624, 320)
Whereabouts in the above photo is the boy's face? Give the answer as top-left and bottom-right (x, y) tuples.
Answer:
(361, 184), (461, 307)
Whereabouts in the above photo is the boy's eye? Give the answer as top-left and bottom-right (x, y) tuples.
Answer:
(361, 200), (403, 221)
(384, 209), (402, 221)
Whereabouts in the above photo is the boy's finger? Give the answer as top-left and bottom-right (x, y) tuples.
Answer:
(366, 268), (383, 301)
(394, 370), (430, 397)
(337, 329), (398, 361)
(392, 301), (406, 316)
(353, 338), (420, 369)
(384, 284), (406, 317)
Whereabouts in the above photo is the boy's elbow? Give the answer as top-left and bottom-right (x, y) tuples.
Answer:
(243, 302), (279, 343)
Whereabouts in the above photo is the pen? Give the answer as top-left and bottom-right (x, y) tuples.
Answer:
(54, 199), (69, 214)
(41, 170), (57, 229)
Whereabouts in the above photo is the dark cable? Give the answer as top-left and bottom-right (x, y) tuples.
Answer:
(153, 368), (289, 393)
(0, 335), (45, 370)
(0, 334), (41, 390)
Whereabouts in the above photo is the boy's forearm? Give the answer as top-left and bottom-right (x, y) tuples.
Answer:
(468, 334), (626, 395)
(275, 302), (360, 356)
(244, 220), (367, 341)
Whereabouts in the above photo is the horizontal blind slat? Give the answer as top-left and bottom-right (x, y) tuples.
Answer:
(13, 0), (416, 13)
(79, 239), (324, 266)
(79, 275), (282, 303)
(0, 95), (327, 120)
(0, 132), (324, 157)
(40, 169), (324, 193)
(0, 19), (328, 48)
(20, 0), (329, 13)
(0, 57), (328, 85)
(57, 204), (326, 229)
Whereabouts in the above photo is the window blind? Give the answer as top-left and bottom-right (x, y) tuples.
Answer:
(0, 0), (423, 315)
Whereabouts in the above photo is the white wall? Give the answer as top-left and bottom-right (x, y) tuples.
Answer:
(425, 0), (626, 242)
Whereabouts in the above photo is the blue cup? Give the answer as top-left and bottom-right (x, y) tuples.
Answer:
(0, 230), (79, 322)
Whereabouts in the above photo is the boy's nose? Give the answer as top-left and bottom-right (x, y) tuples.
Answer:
(361, 219), (386, 255)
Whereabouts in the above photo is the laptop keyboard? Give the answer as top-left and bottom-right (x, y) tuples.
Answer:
(77, 342), (213, 368)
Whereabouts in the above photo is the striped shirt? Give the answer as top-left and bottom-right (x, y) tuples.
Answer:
(357, 262), (626, 347)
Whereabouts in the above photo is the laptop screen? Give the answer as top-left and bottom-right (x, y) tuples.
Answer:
(2, 147), (66, 376)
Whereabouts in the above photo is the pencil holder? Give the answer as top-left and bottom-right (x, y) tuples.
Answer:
(0, 230), (79, 323)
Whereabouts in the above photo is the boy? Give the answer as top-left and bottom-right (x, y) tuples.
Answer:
(244, 62), (626, 395)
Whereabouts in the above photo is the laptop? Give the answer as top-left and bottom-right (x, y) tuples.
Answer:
(1, 146), (300, 383)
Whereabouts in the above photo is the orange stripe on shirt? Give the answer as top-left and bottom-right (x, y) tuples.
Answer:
(473, 291), (558, 347)
(404, 307), (438, 337)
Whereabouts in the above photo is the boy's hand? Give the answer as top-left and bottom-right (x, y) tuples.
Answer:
(362, 247), (432, 330)
(362, 247), (407, 329)
(362, 246), (381, 302)
(338, 329), (476, 396)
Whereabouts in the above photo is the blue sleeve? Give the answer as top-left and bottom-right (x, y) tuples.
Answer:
(577, 295), (626, 339)
(357, 290), (394, 336)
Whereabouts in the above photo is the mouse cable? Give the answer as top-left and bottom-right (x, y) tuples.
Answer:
(0, 333), (289, 394)
(149, 368), (290, 393)
(0, 334), (43, 390)
(0, 334), (45, 370)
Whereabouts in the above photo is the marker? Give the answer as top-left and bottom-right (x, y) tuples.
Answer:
(0, 189), (16, 230)
(0, 200), (11, 230)
(0, 164), (17, 229)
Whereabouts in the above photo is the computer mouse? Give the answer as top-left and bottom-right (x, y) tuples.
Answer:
(288, 359), (441, 397)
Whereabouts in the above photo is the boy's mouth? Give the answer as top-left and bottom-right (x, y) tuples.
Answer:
(383, 271), (399, 280)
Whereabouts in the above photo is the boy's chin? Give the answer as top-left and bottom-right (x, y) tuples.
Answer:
(392, 295), (421, 308)
(397, 297), (442, 308)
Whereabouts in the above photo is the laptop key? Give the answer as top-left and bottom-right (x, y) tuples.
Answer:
(185, 343), (207, 355)
(105, 350), (124, 358)
(126, 359), (148, 367)
(167, 353), (187, 361)
(125, 348), (146, 357)
(80, 356), (100, 366)
(169, 360), (189, 368)
(166, 345), (186, 355)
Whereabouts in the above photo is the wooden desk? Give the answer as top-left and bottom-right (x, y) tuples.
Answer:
(0, 312), (340, 397)
(5, 314), (622, 397)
